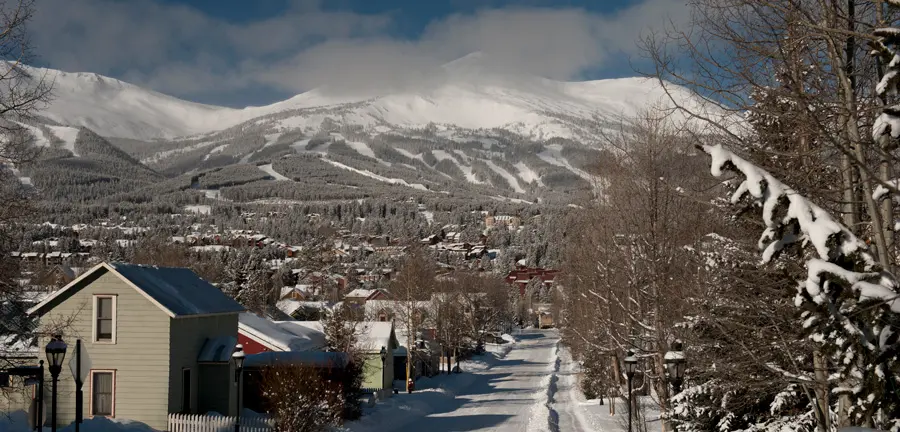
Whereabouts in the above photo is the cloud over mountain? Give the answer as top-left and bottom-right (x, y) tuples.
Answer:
(32, 0), (689, 106)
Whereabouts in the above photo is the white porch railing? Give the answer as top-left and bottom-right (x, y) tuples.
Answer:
(167, 413), (274, 432)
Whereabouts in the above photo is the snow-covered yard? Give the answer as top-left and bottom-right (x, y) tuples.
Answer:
(343, 330), (577, 432)
(554, 345), (663, 432)
(1, 332), (672, 432)
(0, 411), (158, 432)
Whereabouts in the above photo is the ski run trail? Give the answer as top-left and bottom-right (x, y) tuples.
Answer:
(351, 329), (609, 432)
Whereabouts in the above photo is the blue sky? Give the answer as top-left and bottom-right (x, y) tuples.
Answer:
(31, 0), (688, 107)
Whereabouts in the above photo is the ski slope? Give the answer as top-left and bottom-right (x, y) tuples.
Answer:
(432, 150), (482, 184)
(47, 125), (80, 156)
(322, 158), (428, 191)
(515, 162), (544, 187)
(257, 163), (291, 181)
(485, 160), (526, 193)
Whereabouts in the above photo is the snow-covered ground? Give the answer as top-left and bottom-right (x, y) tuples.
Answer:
(346, 329), (569, 432)
(553, 345), (663, 432)
(345, 329), (666, 432)
(0, 331), (667, 432)
(0, 411), (158, 432)
(184, 204), (211, 215)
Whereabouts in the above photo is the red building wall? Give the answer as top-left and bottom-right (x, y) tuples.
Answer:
(238, 332), (273, 355)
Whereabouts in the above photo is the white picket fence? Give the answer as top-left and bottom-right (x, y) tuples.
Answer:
(167, 413), (275, 432)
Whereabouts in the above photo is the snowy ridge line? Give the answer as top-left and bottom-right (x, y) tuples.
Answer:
(528, 339), (561, 432)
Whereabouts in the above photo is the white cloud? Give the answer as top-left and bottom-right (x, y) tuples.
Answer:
(30, 0), (689, 104)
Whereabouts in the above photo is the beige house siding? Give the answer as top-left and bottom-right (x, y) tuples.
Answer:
(36, 270), (171, 431)
(168, 314), (238, 416)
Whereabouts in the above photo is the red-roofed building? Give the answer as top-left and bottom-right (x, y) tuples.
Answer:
(506, 267), (559, 296)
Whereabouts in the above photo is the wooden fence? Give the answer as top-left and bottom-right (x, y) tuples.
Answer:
(167, 413), (275, 432)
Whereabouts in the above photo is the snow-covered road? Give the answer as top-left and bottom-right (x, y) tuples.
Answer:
(394, 329), (582, 432)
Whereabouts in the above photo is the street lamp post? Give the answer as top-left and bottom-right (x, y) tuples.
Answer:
(45, 336), (67, 432)
(379, 346), (387, 390)
(664, 341), (686, 432)
(624, 350), (638, 432)
(664, 341), (686, 394)
(232, 344), (245, 432)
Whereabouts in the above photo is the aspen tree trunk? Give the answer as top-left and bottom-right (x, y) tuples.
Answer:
(813, 350), (831, 432)
(611, 353), (620, 416)
(875, 0), (896, 258)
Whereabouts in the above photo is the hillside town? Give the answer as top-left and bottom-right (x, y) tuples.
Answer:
(4, 0), (900, 431)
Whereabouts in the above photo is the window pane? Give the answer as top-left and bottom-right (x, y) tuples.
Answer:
(98, 298), (112, 319)
(98, 319), (112, 339)
(92, 373), (113, 416)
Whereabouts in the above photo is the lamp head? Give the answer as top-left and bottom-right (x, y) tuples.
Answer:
(624, 350), (638, 377)
(45, 336), (68, 369)
(232, 344), (245, 370)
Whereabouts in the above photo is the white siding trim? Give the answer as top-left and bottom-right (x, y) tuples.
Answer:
(88, 369), (117, 418)
(91, 295), (117, 344)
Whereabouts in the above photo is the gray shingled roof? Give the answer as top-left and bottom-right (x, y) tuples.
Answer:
(28, 262), (246, 318)
(110, 263), (245, 316)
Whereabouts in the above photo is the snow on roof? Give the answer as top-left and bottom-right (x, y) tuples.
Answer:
(345, 288), (375, 299)
(356, 321), (394, 352)
(364, 299), (432, 319)
(110, 263), (245, 317)
(239, 313), (325, 352)
(198, 335), (237, 362)
(28, 262), (246, 318)
(0, 334), (37, 357)
(276, 299), (303, 316)
(279, 320), (325, 335)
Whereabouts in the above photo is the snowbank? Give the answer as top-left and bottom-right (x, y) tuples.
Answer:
(0, 411), (159, 432)
(528, 340), (561, 432)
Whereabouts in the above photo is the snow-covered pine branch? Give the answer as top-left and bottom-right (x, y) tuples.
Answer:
(699, 143), (900, 427)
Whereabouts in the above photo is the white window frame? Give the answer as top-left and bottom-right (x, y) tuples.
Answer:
(88, 370), (116, 418)
(91, 295), (117, 344)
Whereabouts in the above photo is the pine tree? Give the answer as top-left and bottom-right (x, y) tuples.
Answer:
(699, 144), (900, 429)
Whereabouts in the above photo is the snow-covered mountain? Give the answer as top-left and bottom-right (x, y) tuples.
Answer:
(14, 54), (731, 205)
(26, 53), (713, 142)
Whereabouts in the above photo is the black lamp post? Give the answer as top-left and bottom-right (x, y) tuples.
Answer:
(664, 341), (686, 432)
(624, 350), (638, 432)
(232, 344), (245, 432)
(379, 346), (387, 389)
(45, 336), (67, 432)
(664, 340), (686, 394)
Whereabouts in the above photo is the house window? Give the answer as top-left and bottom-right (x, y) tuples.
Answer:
(93, 295), (116, 343)
(90, 371), (115, 417)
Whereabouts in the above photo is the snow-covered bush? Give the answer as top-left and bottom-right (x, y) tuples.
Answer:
(260, 364), (344, 432)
